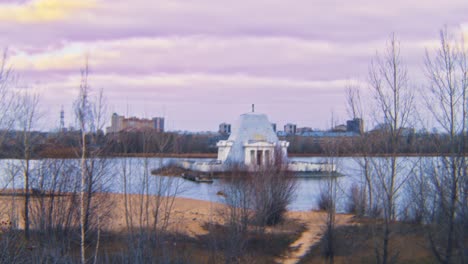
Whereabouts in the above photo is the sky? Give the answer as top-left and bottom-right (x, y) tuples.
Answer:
(0, 0), (467, 132)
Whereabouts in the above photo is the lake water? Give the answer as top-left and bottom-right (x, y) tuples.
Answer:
(0, 156), (419, 212)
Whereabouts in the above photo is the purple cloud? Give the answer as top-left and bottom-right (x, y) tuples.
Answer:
(0, 0), (467, 131)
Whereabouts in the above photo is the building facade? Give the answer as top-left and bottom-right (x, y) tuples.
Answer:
(218, 123), (231, 134)
(284, 123), (297, 135)
(346, 118), (364, 134)
(153, 117), (165, 132)
(177, 111), (336, 175)
(296, 127), (313, 134)
(217, 112), (289, 167)
(107, 113), (165, 133)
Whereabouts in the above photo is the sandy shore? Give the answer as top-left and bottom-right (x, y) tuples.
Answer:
(104, 193), (227, 236)
(0, 191), (352, 236)
(104, 193), (353, 264)
(0, 191), (352, 231)
(0, 191), (353, 263)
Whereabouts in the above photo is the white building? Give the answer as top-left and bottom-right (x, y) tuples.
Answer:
(173, 111), (336, 176)
(216, 112), (289, 167)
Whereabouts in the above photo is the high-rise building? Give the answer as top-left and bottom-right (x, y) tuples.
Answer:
(107, 113), (165, 133)
(284, 123), (297, 135)
(153, 117), (165, 132)
(346, 118), (364, 134)
(219, 123), (231, 134)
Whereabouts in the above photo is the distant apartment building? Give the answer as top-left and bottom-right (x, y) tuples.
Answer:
(332, 124), (348, 132)
(291, 118), (364, 138)
(370, 123), (414, 136)
(153, 117), (165, 132)
(284, 123), (297, 135)
(346, 118), (364, 134)
(297, 127), (313, 134)
(107, 113), (165, 133)
(219, 123), (231, 134)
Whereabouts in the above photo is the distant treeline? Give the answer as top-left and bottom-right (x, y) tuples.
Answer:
(0, 130), (464, 159)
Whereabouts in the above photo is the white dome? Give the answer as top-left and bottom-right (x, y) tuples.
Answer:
(224, 112), (279, 164)
(228, 112), (278, 142)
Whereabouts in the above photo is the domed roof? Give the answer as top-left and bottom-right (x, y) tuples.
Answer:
(228, 112), (278, 143)
(224, 112), (279, 164)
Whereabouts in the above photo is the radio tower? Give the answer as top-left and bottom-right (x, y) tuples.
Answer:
(60, 106), (65, 132)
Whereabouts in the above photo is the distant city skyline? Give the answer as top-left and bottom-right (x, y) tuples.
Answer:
(0, 0), (467, 131)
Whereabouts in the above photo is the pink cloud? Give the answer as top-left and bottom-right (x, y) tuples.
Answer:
(0, 0), (467, 131)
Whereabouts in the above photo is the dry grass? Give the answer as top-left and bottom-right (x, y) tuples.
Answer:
(2, 191), (439, 263)
(299, 217), (438, 264)
(0, 191), (308, 263)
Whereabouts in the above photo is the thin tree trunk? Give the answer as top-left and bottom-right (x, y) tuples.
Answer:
(93, 205), (101, 264)
(80, 128), (87, 264)
(445, 156), (457, 264)
(23, 159), (30, 240)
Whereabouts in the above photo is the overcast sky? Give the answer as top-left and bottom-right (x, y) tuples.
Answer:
(1, 0), (467, 131)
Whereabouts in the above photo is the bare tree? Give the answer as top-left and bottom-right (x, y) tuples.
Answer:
(118, 128), (182, 262)
(215, 152), (296, 262)
(75, 60), (92, 264)
(26, 158), (81, 262)
(35, 159), (80, 228)
(0, 49), (32, 263)
(154, 131), (173, 154)
(318, 160), (339, 263)
(0, 48), (19, 207)
(317, 113), (346, 264)
(423, 27), (468, 264)
(1, 162), (21, 228)
(0, 49), (18, 149)
(345, 83), (376, 216)
(0, 48), (20, 234)
(15, 91), (41, 240)
(346, 82), (364, 122)
(250, 148), (297, 227)
(219, 165), (252, 262)
(74, 60), (112, 264)
(367, 33), (415, 264)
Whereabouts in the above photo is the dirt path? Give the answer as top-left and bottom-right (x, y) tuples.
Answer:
(276, 212), (353, 264)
